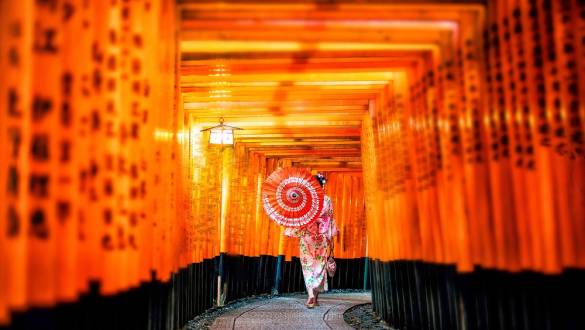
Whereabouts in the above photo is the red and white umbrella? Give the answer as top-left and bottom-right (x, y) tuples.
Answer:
(261, 167), (324, 227)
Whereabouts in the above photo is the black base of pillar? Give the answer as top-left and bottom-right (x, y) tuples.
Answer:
(1, 259), (217, 330)
(220, 255), (369, 301)
(370, 260), (585, 330)
(1, 256), (368, 330)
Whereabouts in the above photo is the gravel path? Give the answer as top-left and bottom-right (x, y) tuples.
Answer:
(183, 294), (274, 330)
(343, 303), (394, 329)
(183, 290), (370, 330)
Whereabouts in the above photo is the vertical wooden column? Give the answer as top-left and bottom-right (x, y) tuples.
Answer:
(28, 0), (61, 306)
(0, 0), (33, 324)
(572, 0), (585, 268)
(57, 0), (83, 302)
(219, 147), (233, 254)
(550, 0), (583, 269)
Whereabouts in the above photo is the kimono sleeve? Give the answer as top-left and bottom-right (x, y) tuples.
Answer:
(330, 217), (340, 238)
(325, 196), (339, 238)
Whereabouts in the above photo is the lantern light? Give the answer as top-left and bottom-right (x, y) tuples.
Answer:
(201, 117), (242, 146)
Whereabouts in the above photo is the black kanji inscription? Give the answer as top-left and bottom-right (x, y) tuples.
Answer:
(131, 123), (139, 139)
(117, 226), (125, 249)
(106, 121), (115, 138)
(8, 166), (19, 196)
(120, 124), (128, 144)
(572, 131), (583, 144)
(34, 28), (58, 53)
(107, 78), (116, 92)
(8, 128), (22, 158)
(91, 110), (100, 130)
(140, 180), (146, 197)
(30, 174), (50, 198)
(106, 100), (114, 113)
(37, 0), (58, 11)
(133, 34), (143, 48)
(93, 69), (102, 91)
(103, 208), (113, 225)
(92, 42), (103, 63)
(79, 169), (87, 193)
(8, 47), (20, 67)
(60, 141), (71, 163)
(57, 201), (70, 223)
(32, 97), (53, 121)
(31, 134), (50, 161)
(62, 72), (73, 96)
(8, 88), (22, 117)
(109, 30), (117, 44)
(129, 212), (137, 226)
(90, 161), (99, 177)
(9, 21), (21, 37)
(130, 163), (138, 179)
(104, 179), (113, 196)
(101, 234), (114, 250)
(62, 2), (75, 22)
(61, 102), (72, 126)
(122, 6), (130, 20)
(130, 186), (138, 199)
(107, 55), (116, 70)
(132, 80), (140, 94)
(128, 235), (137, 249)
(131, 59), (141, 74)
(30, 209), (49, 239)
(7, 207), (20, 237)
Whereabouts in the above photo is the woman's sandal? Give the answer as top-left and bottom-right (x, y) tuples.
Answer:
(305, 297), (316, 308)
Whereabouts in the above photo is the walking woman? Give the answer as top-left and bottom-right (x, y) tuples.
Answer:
(284, 174), (338, 308)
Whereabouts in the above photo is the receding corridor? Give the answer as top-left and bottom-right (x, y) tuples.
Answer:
(1, 0), (584, 330)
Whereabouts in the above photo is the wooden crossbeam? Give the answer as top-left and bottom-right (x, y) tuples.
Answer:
(178, 0), (483, 178)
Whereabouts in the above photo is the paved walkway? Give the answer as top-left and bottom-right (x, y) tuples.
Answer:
(210, 292), (370, 329)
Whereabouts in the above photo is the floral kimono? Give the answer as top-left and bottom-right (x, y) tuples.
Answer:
(284, 195), (338, 294)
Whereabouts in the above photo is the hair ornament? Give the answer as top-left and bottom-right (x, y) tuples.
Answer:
(315, 172), (327, 185)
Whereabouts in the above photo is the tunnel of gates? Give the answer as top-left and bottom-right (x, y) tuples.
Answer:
(1, 0), (585, 330)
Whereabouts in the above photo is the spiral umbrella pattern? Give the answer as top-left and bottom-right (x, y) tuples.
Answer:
(261, 168), (325, 227)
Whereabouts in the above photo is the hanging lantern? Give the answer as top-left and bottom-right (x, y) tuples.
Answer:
(201, 118), (242, 146)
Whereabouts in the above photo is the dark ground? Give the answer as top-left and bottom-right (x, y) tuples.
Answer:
(343, 303), (394, 329)
(183, 289), (391, 329)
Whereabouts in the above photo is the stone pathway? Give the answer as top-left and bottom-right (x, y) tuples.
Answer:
(210, 292), (371, 329)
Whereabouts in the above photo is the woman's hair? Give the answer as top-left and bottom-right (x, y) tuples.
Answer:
(314, 173), (326, 187)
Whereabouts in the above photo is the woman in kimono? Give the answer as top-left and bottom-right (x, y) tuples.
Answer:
(284, 174), (338, 308)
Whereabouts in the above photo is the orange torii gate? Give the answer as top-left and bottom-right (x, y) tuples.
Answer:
(1, 0), (584, 329)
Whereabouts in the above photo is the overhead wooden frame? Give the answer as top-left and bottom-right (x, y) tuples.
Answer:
(178, 1), (485, 170)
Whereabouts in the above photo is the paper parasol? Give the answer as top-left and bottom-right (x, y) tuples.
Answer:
(261, 168), (325, 227)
